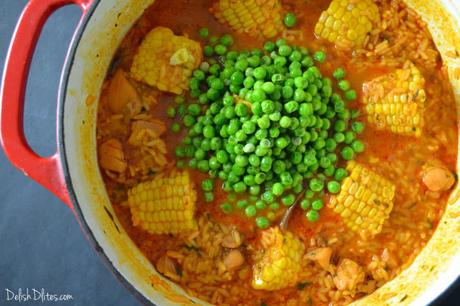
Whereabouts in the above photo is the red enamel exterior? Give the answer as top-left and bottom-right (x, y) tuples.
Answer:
(0, 0), (93, 208)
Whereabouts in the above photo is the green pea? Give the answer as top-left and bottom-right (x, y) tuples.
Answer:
(206, 88), (220, 101)
(231, 71), (244, 85)
(245, 205), (257, 217)
(278, 45), (292, 57)
(248, 55), (261, 67)
(341, 146), (355, 160)
(282, 86), (294, 99)
(252, 88), (267, 103)
(334, 168), (348, 181)
(255, 173), (266, 184)
(306, 210), (320, 222)
(345, 131), (356, 144)
(236, 200), (248, 209)
(233, 181), (247, 193)
(284, 101), (299, 113)
(314, 51), (326, 63)
(194, 148), (206, 160)
(235, 155), (249, 167)
(215, 44), (227, 55)
(203, 125), (215, 138)
(204, 45), (214, 57)
(260, 156), (273, 172)
(334, 132), (346, 143)
(254, 67), (267, 80)
(352, 139), (365, 153)
(345, 90), (357, 100)
(262, 82), (276, 94)
(198, 27), (209, 38)
(175, 96), (185, 104)
(338, 80), (350, 91)
(220, 34), (234, 46)
(282, 194), (296, 206)
(352, 121), (365, 133)
(280, 172), (293, 186)
(333, 67), (346, 80)
(176, 160), (185, 169)
(272, 182), (284, 196)
(334, 119), (346, 132)
(255, 200), (267, 210)
(255, 116), (269, 130)
(264, 41), (276, 52)
(319, 156), (331, 169)
(204, 192), (214, 203)
(300, 199), (310, 210)
(311, 199), (324, 210)
(171, 122), (181, 133)
(183, 114), (196, 128)
(221, 202), (233, 214)
(197, 160), (209, 172)
(293, 183), (303, 194)
(276, 38), (287, 47)
(249, 185), (261, 195)
(216, 150), (229, 163)
(227, 193), (237, 202)
(256, 216), (270, 229)
(284, 12), (297, 28)
(327, 180), (341, 194)
(201, 179), (214, 192)
(309, 178), (324, 192)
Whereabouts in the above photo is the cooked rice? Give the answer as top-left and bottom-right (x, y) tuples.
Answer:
(350, 0), (440, 69)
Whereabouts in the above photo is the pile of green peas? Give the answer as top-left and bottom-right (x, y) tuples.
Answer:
(171, 30), (365, 229)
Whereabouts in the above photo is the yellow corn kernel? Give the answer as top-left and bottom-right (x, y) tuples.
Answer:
(127, 170), (197, 235)
(252, 227), (304, 290)
(363, 62), (426, 137)
(211, 0), (284, 39)
(130, 27), (202, 95)
(315, 0), (380, 48)
(330, 161), (395, 238)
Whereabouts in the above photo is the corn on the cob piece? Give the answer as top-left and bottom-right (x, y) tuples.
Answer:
(363, 62), (426, 137)
(252, 227), (304, 290)
(130, 27), (202, 95)
(330, 161), (395, 237)
(211, 0), (285, 39)
(314, 0), (380, 48)
(127, 170), (197, 235)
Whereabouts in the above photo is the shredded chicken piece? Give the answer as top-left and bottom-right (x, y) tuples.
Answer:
(422, 166), (455, 192)
(131, 119), (166, 137)
(98, 138), (127, 173)
(156, 255), (181, 282)
(333, 259), (365, 291)
(305, 247), (333, 270)
(106, 69), (140, 114)
(221, 228), (242, 249)
(224, 250), (245, 270)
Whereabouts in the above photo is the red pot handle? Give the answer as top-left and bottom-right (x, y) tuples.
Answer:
(0, 0), (93, 208)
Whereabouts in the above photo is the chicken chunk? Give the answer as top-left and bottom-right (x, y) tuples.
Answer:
(156, 254), (182, 282)
(305, 247), (333, 270)
(105, 69), (140, 114)
(224, 250), (245, 270)
(422, 166), (455, 192)
(333, 259), (365, 291)
(98, 138), (127, 173)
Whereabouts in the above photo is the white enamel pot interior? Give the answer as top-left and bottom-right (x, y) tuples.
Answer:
(59, 0), (460, 305)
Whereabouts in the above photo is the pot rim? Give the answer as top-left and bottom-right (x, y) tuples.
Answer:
(57, 1), (154, 305)
(56, 1), (459, 305)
